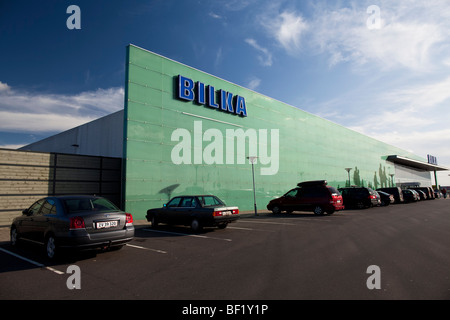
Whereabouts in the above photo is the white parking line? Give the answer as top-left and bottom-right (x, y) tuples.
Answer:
(142, 228), (232, 242)
(238, 220), (296, 226)
(274, 217), (334, 222)
(228, 226), (275, 232)
(126, 243), (167, 254)
(0, 247), (64, 275)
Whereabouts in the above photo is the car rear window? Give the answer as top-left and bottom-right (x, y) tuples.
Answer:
(197, 196), (225, 207)
(328, 187), (341, 196)
(64, 198), (119, 213)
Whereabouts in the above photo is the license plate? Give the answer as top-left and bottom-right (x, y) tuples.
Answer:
(221, 211), (232, 216)
(96, 220), (118, 229)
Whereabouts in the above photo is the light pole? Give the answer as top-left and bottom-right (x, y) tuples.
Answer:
(345, 168), (352, 187)
(247, 156), (258, 216)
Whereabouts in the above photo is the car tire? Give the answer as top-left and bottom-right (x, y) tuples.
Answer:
(45, 234), (58, 260)
(151, 216), (158, 228)
(10, 226), (19, 246)
(191, 219), (202, 232)
(313, 206), (324, 215)
(272, 206), (281, 214)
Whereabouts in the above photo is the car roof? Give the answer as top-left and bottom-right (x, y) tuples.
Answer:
(172, 195), (217, 198)
(47, 195), (104, 200)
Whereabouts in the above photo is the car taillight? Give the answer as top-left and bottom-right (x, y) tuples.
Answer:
(330, 195), (340, 203)
(70, 216), (85, 230)
(369, 195), (377, 199)
(125, 213), (133, 225)
(232, 209), (239, 214)
(213, 211), (222, 217)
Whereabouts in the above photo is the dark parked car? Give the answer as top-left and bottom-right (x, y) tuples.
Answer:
(415, 189), (427, 200)
(10, 195), (134, 259)
(267, 180), (344, 215)
(146, 195), (239, 232)
(402, 189), (419, 203)
(376, 187), (404, 204)
(338, 187), (380, 209)
(376, 190), (395, 206)
(411, 187), (434, 200)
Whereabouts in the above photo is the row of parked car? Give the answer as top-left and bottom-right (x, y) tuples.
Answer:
(8, 181), (441, 260)
(10, 194), (239, 260)
(266, 180), (440, 215)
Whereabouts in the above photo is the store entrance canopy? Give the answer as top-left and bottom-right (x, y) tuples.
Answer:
(386, 155), (449, 171)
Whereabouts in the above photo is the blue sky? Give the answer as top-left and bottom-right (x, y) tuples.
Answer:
(1, 0), (450, 184)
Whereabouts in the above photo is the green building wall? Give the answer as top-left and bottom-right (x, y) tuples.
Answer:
(123, 44), (425, 219)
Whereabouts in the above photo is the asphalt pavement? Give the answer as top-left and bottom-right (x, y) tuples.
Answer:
(1, 198), (450, 302)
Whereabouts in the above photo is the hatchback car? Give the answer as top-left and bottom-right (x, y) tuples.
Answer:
(10, 195), (134, 259)
(267, 180), (344, 215)
(146, 195), (239, 232)
(338, 187), (380, 209)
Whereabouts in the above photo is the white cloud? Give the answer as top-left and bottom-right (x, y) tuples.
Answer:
(344, 75), (450, 165)
(383, 76), (450, 110)
(247, 77), (262, 90)
(245, 38), (273, 66)
(0, 111), (96, 132)
(262, 10), (309, 54)
(312, 1), (450, 71)
(209, 12), (222, 19)
(0, 83), (124, 133)
(254, 1), (450, 71)
(0, 81), (11, 92)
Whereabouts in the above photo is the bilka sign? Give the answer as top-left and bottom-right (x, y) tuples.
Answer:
(177, 75), (248, 117)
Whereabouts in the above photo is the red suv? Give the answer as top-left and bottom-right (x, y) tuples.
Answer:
(267, 180), (345, 215)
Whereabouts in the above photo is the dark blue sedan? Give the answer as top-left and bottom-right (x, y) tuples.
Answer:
(146, 195), (239, 232)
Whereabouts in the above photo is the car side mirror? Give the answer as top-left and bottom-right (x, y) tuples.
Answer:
(22, 209), (30, 216)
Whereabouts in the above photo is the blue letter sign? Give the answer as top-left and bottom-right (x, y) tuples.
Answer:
(178, 75), (195, 101)
(176, 75), (247, 117)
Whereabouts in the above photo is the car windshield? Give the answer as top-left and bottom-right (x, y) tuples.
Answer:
(63, 197), (120, 214)
(197, 196), (225, 207)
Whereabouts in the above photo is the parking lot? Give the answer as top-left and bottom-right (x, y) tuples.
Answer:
(1, 199), (450, 303)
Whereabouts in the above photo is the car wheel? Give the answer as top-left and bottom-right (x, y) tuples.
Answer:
(10, 226), (19, 246)
(151, 216), (158, 228)
(272, 206), (281, 214)
(191, 219), (202, 232)
(313, 206), (324, 215)
(45, 235), (57, 260)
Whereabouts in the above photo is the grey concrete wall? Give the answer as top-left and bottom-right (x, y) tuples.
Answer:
(0, 149), (122, 226)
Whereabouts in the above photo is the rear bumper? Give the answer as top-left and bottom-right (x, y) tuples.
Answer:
(58, 226), (135, 250)
(207, 215), (239, 226)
